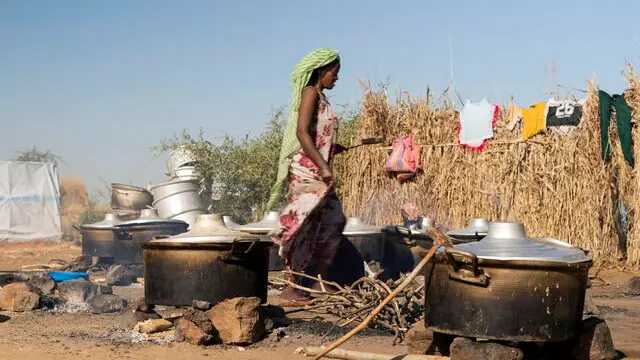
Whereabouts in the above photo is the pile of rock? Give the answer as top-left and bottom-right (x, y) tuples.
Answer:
(0, 271), (127, 314)
(120, 297), (291, 346)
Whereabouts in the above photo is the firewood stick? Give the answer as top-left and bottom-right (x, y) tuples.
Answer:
(312, 228), (454, 360)
(312, 244), (440, 359)
(298, 347), (450, 360)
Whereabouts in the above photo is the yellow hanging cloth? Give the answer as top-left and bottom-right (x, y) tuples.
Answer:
(521, 102), (547, 140)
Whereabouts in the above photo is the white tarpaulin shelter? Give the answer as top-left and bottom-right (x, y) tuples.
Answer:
(0, 161), (62, 241)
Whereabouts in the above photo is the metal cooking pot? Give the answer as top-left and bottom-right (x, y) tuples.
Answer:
(142, 214), (272, 306)
(113, 208), (189, 264)
(111, 183), (153, 210)
(148, 179), (206, 227)
(166, 146), (197, 174)
(235, 211), (284, 271)
(343, 217), (384, 264)
(222, 215), (242, 229)
(423, 221), (592, 342)
(77, 213), (123, 258)
(167, 165), (201, 181)
(446, 218), (489, 242)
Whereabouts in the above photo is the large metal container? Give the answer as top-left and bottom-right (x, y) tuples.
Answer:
(223, 215), (242, 229)
(424, 221), (592, 342)
(343, 217), (384, 264)
(235, 211), (284, 271)
(148, 179), (206, 227)
(113, 209), (189, 264)
(166, 146), (197, 174)
(167, 165), (201, 181)
(142, 214), (272, 306)
(446, 218), (489, 242)
(111, 183), (153, 211)
(77, 213), (122, 258)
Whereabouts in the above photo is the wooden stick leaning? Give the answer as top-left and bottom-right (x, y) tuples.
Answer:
(312, 228), (454, 360)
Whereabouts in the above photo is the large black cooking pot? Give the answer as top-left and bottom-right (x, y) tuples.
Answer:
(343, 217), (384, 264)
(423, 221), (592, 342)
(445, 218), (489, 242)
(77, 213), (122, 258)
(234, 211), (284, 271)
(142, 214), (272, 307)
(113, 208), (188, 264)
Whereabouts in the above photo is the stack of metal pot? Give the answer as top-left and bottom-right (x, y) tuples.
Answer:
(141, 213), (273, 306)
(234, 211), (284, 271)
(148, 146), (208, 228)
(110, 183), (153, 220)
(423, 221), (592, 342)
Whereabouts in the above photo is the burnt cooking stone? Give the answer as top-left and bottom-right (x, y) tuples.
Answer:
(182, 308), (216, 336)
(57, 278), (98, 303)
(624, 276), (640, 295)
(192, 300), (212, 311)
(0, 273), (30, 286)
(27, 273), (56, 295)
(175, 318), (215, 345)
(106, 265), (137, 286)
(0, 282), (41, 312)
(450, 338), (524, 360)
(87, 294), (127, 314)
(567, 316), (618, 360)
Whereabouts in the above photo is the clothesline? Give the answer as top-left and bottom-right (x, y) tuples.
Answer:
(375, 139), (548, 150)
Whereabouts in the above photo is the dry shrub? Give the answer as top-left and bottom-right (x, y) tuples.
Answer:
(336, 83), (621, 267)
(623, 65), (640, 268)
(60, 177), (89, 239)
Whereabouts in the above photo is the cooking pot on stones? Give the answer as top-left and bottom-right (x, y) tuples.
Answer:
(446, 218), (489, 242)
(111, 183), (153, 210)
(222, 215), (241, 229)
(77, 213), (122, 258)
(343, 217), (384, 264)
(423, 221), (592, 342)
(113, 208), (189, 264)
(235, 211), (284, 271)
(142, 214), (272, 306)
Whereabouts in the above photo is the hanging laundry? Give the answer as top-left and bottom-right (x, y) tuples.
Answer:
(521, 102), (547, 140)
(457, 98), (500, 150)
(384, 136), (421, 183)
(546, 98), (584, 135)
(506, 100), (524, 131)
(599, 90), (634, 167)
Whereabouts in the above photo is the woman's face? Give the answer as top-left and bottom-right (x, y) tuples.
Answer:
(319, 62), (340, 90)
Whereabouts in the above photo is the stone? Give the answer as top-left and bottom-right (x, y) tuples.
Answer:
(0, 273), (30, 286)
(57, 278), (98, 303)
(182, 308), (216, 335)
(0, 282), (41, 312)
(106, 265), (137, 286)
(406, 321), (434, 355)
(134, 318), (174, 334)
(624, 276), (640, 296)
(117, 299), (161, 330)
(87, 294), (127, 314)
(192, 300), (212, 311)
(450, 338), (524, 360)
(27, 273), (56, 295)
(155, 307), (186, 320)
(261, 305), (286, 319)
(567, 316), (618, 360)
(97, 285), (113, 295)
(206, 297), (265, 345)
(175, 318), (214, 345)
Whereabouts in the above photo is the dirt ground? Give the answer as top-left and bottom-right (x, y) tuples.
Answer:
(1, 241), (640, 359)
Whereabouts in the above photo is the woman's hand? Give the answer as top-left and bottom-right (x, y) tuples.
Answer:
(319, 165), (333, 184)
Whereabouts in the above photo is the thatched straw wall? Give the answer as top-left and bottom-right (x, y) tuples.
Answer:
(336, 77), (640, 268)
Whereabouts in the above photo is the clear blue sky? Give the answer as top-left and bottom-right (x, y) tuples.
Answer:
(1, 0), (638, 196)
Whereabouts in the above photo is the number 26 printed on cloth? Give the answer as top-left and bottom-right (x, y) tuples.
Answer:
(546, 100), (583, 127)
(554, 102), (575, 118)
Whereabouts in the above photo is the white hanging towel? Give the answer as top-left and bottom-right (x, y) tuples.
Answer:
(458, 98), (499, 150)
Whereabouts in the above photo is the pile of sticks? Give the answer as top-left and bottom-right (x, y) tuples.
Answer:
(269, 270), (425, 344)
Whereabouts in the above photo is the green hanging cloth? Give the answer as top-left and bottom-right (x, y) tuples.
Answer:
(599, 90), (635, 168)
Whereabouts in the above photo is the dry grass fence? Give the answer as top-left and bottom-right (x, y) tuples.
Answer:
(336, 68), (640, 269)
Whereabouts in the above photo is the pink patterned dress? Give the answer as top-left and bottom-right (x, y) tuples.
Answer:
(272, 88), (363, 286)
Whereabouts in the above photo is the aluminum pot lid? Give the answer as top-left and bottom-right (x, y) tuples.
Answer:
(449, 221), (591, 263)
(222, 215), (242, 230)
(151, 214), (259, 243)
(343, 217), (381, 235)
(116, 208), (187, 227)
(235, 212), (280, 234)
(446, 218), (489, 237)
(81, 213), (123, 229)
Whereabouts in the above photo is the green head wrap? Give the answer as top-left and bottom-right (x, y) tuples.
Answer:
(267, 47), (340, 210)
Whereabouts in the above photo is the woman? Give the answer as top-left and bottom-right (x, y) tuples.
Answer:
(268, 48), (364, 306)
